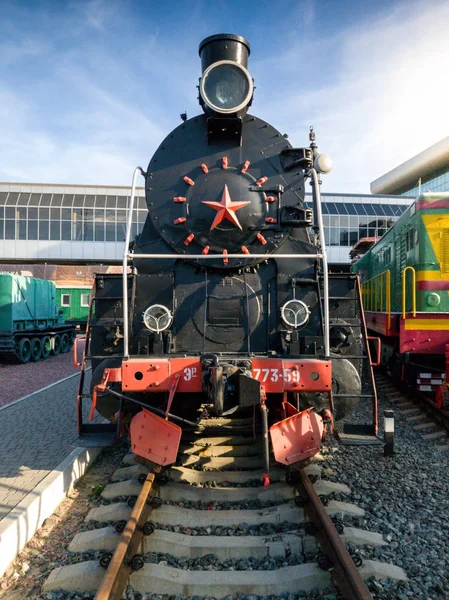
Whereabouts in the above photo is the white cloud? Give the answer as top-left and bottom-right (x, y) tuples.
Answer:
(2, 0), (449, 196)
(254, 0), (449, 193)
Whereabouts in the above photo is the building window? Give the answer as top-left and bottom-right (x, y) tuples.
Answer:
(61, 294), (71, 307)
(81, 293), (91, 307)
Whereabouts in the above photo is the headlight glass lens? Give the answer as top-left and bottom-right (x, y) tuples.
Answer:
(281, 300), (310, 328)
(143, 304), (172, 333)
(201, 61), (253, 113)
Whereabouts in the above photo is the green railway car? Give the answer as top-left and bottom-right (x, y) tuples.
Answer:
(351, 193), (449, 395)
(0, 274), (76, 363)
(55, 286), (91, 328)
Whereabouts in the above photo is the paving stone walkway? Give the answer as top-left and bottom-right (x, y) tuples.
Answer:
(0, 371), (92, 522)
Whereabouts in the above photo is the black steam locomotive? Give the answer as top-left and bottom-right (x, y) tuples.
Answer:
(78, 34), (377, 481)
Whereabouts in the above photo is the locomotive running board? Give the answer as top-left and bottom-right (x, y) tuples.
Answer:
(71, 423), (117, 448)
(336, 423), (382, 446)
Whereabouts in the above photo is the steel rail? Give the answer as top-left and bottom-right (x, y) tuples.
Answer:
(414, 389), (449, 434)
(95, 473), (155, 600)
(296, 469), (373, 600)
(379, 370), (449, 436)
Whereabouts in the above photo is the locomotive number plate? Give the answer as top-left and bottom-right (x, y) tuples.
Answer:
(251, 359), (331, 393)
(253, 368), (300, 384)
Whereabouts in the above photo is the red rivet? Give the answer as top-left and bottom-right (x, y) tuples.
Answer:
(241, 246), (250, 254)
(223, 249), (228, 264)
(256, 176), (268, 186)
(222, 157), (228, 169)
(257, 232), (267, 245)
(184, 234), (195, 245)
(265, 217), (277, 224)
(241, 160), (250, 174)
(265, 196), (276, 203)
(173, 196), (186, 203)
(174, 217), (186, 224)
(202, 246), (210, 255)
(183, 176), (194, 186)
(201, 163), (209, 173)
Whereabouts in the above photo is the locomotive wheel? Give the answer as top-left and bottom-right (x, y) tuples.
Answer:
(61, 333), (70, 353)
(30, 338), (42, 361)
(51, 334), (61, 355)
(41, 336), (51, 359)
(17, 338), (31, 363)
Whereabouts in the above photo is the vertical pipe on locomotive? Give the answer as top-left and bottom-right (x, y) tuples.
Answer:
(310, 167), (330, 357)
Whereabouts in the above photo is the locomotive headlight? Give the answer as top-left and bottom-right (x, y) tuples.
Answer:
(143, 304), (173, 333)
(200, 60), (253, 114)
(281, 299), (310, 329)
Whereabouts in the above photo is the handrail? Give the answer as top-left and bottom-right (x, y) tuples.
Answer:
(128, 252), (323, 259)
(123, 167), (146, 358)
(361, 270), (391, 329)
(402, 265), (416, 319)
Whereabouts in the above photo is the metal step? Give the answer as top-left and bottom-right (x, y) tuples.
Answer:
(336, 424), (382, 446)
(72, 423), (117, 447)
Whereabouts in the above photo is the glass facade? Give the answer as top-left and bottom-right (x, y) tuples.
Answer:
(304, 193), (407, 247)
(396, 163), (449, 196)
(0, 185), (411, 264)
(0, 190), (147, 242)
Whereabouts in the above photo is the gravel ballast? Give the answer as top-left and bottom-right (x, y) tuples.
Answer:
(320, 379), (449, 600)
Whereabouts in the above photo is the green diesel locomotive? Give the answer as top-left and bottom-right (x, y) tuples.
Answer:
(351, 192), (449, 402)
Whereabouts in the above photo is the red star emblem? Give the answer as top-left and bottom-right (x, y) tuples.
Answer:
(202, 184), (250, 231)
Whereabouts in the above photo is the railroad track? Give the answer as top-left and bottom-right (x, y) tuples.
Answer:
(42, 414), (407, 599)
(375, 373), (449, 451)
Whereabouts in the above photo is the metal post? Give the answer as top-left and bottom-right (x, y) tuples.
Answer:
(383, 409), (394, 456)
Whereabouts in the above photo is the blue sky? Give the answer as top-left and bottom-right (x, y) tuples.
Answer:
(1, 0), (449, 193)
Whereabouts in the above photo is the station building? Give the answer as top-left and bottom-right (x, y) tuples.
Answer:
(0, 181), (410, 268)
(371, 136), (449, 196)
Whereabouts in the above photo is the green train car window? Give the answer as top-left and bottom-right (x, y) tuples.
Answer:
(81, 293), (91, 307)
(61, 293), (71, 307)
